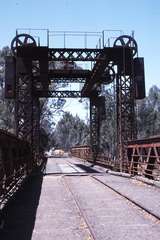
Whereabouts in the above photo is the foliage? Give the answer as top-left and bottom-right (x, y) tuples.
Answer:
(137, 85), (160, 138)
(52, 112), (89, 150)
(0, 96), (15, 132)
(98, 85), (160, 155)
(98, 87), (117, 156)
(40, 99), (65, 130)
(39, 98), (66, 150)
(0, 47), (15, 131)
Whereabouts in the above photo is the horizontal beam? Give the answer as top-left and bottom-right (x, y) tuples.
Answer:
(49, 48), (103, 61)
(17, 46), (102, 61)
(127, 143), (160, 148)
(50, 78), (86, 83)
(35, 90), (82, 98)
(127, 136), (160, 146)
(49, 69), (91, 78)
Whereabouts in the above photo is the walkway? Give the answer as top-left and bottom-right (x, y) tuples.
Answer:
(1, 156), (160, 240)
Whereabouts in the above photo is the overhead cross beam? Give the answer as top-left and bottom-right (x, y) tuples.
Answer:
(35, 90), (82, 98)
(50, 78), (86, 83)
(49, 69), (91, 78)
(48, 48), (103, 61)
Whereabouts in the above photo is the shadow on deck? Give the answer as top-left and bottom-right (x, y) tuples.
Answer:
(75, 164), (100, 173)
(1, 174), (43, 240)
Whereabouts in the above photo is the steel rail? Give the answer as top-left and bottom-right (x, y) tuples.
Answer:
(63, 177), (97, 240)
(91, 175), (160, 221)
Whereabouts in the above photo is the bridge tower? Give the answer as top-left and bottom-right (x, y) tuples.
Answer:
(5, 30), (145, 170)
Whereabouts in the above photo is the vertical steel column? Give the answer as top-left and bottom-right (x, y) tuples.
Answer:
(15, 58), (40, 163)
(15, 58), (33, 142)
(116, 73), (136, 171)
(32, 97), (40, 163)
(90, 99), (100, 164)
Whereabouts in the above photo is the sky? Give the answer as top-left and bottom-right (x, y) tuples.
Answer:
(0, 0), (160, 120)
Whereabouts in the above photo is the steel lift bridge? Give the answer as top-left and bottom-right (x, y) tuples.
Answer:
(5, 30), (145, 170)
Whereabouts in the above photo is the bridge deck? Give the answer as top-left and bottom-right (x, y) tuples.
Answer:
(1, 157), (160, 240)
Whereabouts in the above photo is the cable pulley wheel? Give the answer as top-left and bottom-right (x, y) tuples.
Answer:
(11, 34), (37, 55)
(102, 65), (115, 84)
(113, 35), (138, 57)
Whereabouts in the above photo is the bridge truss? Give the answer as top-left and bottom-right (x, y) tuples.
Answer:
(5, 31), (145, 169)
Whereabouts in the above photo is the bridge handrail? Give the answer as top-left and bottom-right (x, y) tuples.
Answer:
(71, 137), (160, 181)
(70, 145), (115, 169)
(127, 137), (160, 180)
(0, 130), (36, 209)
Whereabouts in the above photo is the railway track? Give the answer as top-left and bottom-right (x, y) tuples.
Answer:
(1, 157), (160, 239)
(64, 177), (96, 240)
(62, 172), (160, 239)
(64, 172), (160, 222)
(90, 175), (160, 221)
(45, 157), (160, 223)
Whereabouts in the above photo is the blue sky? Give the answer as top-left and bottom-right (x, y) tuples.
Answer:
(0, 0), (159, 92)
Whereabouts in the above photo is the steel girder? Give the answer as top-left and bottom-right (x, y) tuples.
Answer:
(127, 137), (160, 179)
(13, 40), (139, 168)
(90, 100), (100, 163)
(35, 90), (82, 98)
(15, 50), (136, 168)
(50, 78), (86, 83)
(81, 47), (136, 168)
(49, 48), (103, 61)
(49, 69), (91, 78)
(6, 32), (146, 172)
(15, 58), (40, 161)
(15, 62), (33, 141)
(116, 74), (136, 171)
(32, 97), (40, 162)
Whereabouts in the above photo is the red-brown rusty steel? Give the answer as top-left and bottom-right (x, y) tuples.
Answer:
(71, 145), (92, 161)
(0, 130), (46, 210)
(127, 137), (160, 180)
(71, 137), (160, 180)
(71, 145), (116, 169)
(7, 32), (145, 171)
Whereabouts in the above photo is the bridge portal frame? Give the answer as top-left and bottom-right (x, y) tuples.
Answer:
(5, 33), (144, 169)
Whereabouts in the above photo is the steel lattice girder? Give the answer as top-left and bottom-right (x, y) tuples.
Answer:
(17, 46), (103, 61)
(14, 43), (138, 166)
(127, 137), (160, 179)
(32, 97), (40, 161)
(48, 48), (103, 61)
(128, 136), (160, 145)
(35, 90), (82, 98)
(49, 69), (91, 78)
(15, 72), (33, 141)
(50, 78), (86, 83)
(116, 74), (136, 171)
(90, 101), (100, 162)
(15, 58), (40, 160)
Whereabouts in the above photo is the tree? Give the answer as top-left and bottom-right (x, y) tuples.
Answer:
(99, 88), (116, 156)
(0, 47), (15, 131)
(39, 98), (66, 150)
(137, 85), (160, 138)
(52, 112), (89, 150)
